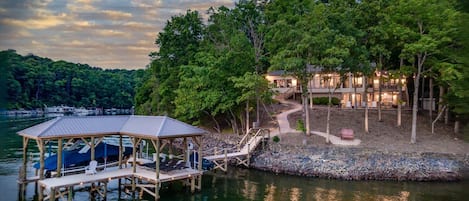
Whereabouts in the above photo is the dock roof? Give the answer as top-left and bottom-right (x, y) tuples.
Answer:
(17, 115), (207, 139)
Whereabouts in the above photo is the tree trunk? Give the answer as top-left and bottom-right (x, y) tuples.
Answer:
(439, 86), (445, 114)
(353, 75), (358, 109)
(420, 76), (425, 109)
(229, 109), (239, 135)
(300, 80), (311, 135)
(364, 77), (369, 133)
(429, 78), (433, 120)
(397, 58), (404, 127)
(326, 87), (331, 143)
(378, 56), (383, 122)
(246, 101), (250, 134)
(256, 96), (260, 126)
(445, 106), (449, 124)
(411, 54), (425, 144)
(305, 95), (311, 135)
(397, 74), (403, 127)
(309, 78), (313, 109)
(454, 116), (460, 134)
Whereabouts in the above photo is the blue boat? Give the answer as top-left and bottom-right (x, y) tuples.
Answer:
(33, 142), (132, 172)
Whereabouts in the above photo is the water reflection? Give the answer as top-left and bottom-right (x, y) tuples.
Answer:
(289, 187), (301, 201)
(264, 184), (276, 201)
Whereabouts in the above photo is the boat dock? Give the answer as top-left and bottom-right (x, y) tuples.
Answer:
(204, 128), (269, 172)
(17, 116), (269, 200)
(38, 166), (202, 200)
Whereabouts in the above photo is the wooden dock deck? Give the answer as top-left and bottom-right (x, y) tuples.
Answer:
(38, 166), (202, 200)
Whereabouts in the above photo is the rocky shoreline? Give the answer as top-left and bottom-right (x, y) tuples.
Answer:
(201, 134), (469, 181)
(250, 143), (469, 181)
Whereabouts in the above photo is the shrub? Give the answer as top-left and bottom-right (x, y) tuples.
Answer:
(272, 135), (280, 143)
(312, 97), (340, 105)
(296, 119), (306, 133)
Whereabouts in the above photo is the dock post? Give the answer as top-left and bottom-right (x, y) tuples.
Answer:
(104, 182), (108, 200)
(190, 176), (195, 193)
(118, 179), (122, 199)
(37, 139), (45, 179)
(119, 135), (123, 169)
(224, 149), (228, 172)
(91, 137), (95, 161)
(57, 138), (62, 177)
(247, 143), (251, 167)
(50, 187), (56, 201)
(197, 136), (202, 191)
(68, 187), (73, 201)
(22, 137), (29, 182)
(155, 139), (160, 200)
(38, 185), (43, 201)
(131, 137), (138, 192)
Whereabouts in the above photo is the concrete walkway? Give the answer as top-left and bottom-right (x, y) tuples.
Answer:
(271, 98), (361, 146)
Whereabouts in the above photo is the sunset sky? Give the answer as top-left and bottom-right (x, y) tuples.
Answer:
(0, 0), (235, 69)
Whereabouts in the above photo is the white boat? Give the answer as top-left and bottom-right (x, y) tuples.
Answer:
(45, 105), (75, 114)
(74, 107), (90, 116)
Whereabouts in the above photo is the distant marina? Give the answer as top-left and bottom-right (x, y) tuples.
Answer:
(0, 105), (134, 119)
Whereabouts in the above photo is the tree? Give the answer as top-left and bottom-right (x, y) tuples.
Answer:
(388, 0), (459, 143)
(138, 10), (204, 116)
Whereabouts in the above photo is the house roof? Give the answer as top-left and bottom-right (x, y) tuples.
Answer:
(17, 115), (207, 139)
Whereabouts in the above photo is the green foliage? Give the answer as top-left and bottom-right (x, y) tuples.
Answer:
(2, 50), (142, 109)
(296, 119), (306, 133)
(313, 97), (340, 106)
(134, 0), (466, 133)
(272, 135), (280, 143)
(137, 10), (205, 116)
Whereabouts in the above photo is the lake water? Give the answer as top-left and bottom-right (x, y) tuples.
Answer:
(1, 118), (468, 201)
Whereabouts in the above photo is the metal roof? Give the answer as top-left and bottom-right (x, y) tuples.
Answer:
(17, 115), (207, 139)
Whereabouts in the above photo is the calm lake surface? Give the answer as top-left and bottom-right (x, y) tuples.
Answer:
(1, 117), (468, 201)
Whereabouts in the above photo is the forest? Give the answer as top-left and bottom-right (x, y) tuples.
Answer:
(0, 49), (145, 110)
(135, 0), (469, 138)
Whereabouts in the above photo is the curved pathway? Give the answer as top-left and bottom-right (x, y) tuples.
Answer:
(271, 98), (361, 146)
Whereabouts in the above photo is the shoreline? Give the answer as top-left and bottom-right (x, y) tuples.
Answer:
(249, 143), (469, 182)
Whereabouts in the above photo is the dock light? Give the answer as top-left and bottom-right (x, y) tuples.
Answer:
(108, 177), (111, 181)
(171, 177), (174, 180)
(188, 174), (191, 177)
(80, 182), (83, 186)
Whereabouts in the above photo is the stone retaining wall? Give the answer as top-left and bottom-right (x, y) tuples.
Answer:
(250, 143), (469, 181)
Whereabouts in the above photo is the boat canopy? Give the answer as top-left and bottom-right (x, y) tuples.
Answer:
(17, 115), (207, 140)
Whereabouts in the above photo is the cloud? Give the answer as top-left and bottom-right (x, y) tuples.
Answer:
(123, 21), (153, 29)
(101, 10), (133, 20)
(74, 20), (95, 27)
(66, 1), (97, 12)
(96, 29), (130, 37)
(1, 13), (69, 29)
(1, 0), (236, 69)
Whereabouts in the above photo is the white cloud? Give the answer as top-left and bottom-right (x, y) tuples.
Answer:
(102, 10), (133, 19)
